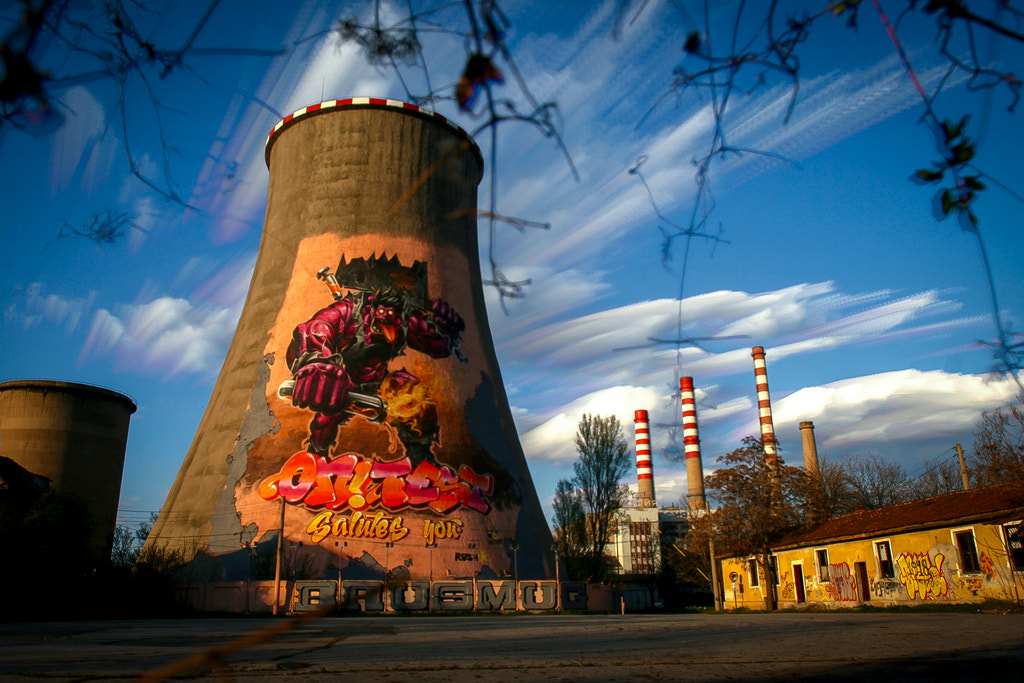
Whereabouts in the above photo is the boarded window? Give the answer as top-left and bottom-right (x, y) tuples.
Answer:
(954, 530), (981, 573)
(816, 549), (829, 582)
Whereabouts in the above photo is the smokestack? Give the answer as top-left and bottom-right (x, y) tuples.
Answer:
(800, 421), (820, 477)
(751, 346), (778, 470)
(145, 98), (554, 582)
(679, 377), (707, 511)
(633, 410), (656, 508)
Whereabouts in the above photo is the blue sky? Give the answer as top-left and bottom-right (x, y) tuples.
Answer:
(2, 0), (1021, 530)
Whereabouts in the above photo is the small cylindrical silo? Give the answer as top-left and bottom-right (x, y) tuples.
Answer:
(0, 379), (136, 563)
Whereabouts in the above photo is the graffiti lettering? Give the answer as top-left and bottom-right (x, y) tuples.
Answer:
(955, 575), (983, 596)
(454, 552), (478, 561)
(871, 578), (903, 599)
(825, 562), (857, 601)
(896, 552), (948, 600)
(306, 510), (409, 544)
(423, 518), (463, 545)
(258, 452), (493, 514)
(779, 571), (794, 601)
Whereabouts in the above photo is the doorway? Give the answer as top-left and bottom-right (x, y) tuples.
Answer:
(792, 563), (806, 603)
(855, 561), (870, 602)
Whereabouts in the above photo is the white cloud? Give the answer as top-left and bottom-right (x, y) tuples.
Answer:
(519, 384), (666, 463)
(769, 369), (1020, 452)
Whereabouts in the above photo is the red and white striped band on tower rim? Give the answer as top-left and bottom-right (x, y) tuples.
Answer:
(633, 409), (653, 481)
(264, 97), (483, 168)
(751, 346), (778, 460)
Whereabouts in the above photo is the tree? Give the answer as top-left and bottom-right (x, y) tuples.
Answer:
(804, 456), (855, 522)
(843, 453), (913, 509)
(110, 512), (158, 569)
(704, 436), (807, 610)
(970, 396), (1024, 486)
(552, 478), (588, 580)
(911, 454), (963, 499)
(552, 413), (632, 581)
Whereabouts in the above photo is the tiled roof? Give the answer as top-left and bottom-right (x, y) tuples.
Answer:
(774, 483), (1024, 549)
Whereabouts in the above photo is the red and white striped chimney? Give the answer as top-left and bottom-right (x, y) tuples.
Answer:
(633, 410), (656, 508)
(751, 346), (779, 470)
(680, 377), (707, 511)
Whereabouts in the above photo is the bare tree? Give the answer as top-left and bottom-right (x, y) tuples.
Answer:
(843, 453), (913, 509)
(970, 395), (1024, 486)
(804, 456), (855, 522)
(911, 454), (964, 498)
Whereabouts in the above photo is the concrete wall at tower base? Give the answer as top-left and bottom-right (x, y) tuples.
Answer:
(169, 580), (622, 614)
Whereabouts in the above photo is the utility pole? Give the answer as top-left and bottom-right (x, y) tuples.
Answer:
(705, 501), (722, 612)
(956, 443), (970, 491)
(272, 498), (285, 616)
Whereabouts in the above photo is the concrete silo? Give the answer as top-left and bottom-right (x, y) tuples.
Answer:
(146, 98), (554, 584)
(0, 379), (137, 563)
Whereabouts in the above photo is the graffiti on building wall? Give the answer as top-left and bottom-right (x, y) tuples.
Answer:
(896, 551), (949, 600)
(870, 578), (903, 599)
(955, 574), (984, 596)
(825, 562), (857, 601)
(779, 571), (794, 601)
(980, 553), (995, 580)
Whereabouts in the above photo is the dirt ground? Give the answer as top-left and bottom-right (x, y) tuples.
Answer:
(2, 611), (1023, 681)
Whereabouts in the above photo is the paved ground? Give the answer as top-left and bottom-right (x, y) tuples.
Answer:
(2, 611), (1023, 681)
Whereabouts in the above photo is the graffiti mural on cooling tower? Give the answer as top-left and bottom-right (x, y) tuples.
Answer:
(235, 234), (524, 581)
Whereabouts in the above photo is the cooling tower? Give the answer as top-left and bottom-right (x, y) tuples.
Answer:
(0, 379), (136, 563)
(146, 98), (554, 582)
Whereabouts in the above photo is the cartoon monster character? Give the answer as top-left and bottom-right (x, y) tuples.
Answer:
(281, 254), (465, 466)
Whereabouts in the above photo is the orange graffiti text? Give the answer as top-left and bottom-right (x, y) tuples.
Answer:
(258, 452), (493, 514)
(306, 510), (409, 544)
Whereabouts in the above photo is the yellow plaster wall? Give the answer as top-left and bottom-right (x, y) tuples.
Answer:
(773, 522), (1023, 609)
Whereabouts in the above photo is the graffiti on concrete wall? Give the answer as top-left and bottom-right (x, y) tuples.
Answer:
(896, 551), (949, 600)
(825, 562), (857, 601)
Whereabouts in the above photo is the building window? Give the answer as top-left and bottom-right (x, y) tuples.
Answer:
(953, 529), (981, 574)
(748, 559), (760, 587)
(1005, 522), (1024, 571)
(816, 549), (829, 582)
(770, 555), (780, 585)
(876, 541), (894, 578)
(629, 521), (654, 574)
